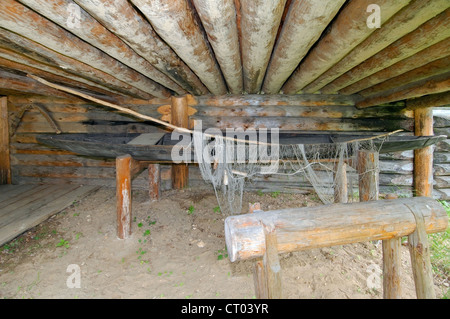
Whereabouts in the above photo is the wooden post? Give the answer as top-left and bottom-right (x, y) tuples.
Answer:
(334, 162), (348, 203)
(414, 107), (434, 197)
(148, 164), (161, 201)
(406, 204), (436, 299)
(116, 154), (132, 239)
(253, 222), (282, 299)
(0, 97), (11, 185)
(357, 150), (379, 202)
(171, 95), (189, 190)
(358, 150), (402, 298)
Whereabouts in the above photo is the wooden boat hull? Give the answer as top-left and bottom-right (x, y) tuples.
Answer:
(36, 132), (446, 162)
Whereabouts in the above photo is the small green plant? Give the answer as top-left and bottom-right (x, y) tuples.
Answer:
(256, 190), (264, 196)
(213, 206), (221, 214)
(188, 205), (195, 215)
(56, 239), (70, 249)
(270, 190), (280, 198)
(217, 248), (228, 260)
(143, 229), (151, 236)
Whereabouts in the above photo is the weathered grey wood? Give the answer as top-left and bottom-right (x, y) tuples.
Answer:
(405, 203), (436, 299)
(382, 236), (402, 299)
(357, 150), (379, 202)
(0, 185), (98, 246)
(148, 164), (161, 201)
(0, 184), (35, 203)
(262, 223), (282, 299)
(434, 152), (450, 164)
(224, 197), (448, 262)
(334, 162), (348, 203)
(252, 259), (268, 299)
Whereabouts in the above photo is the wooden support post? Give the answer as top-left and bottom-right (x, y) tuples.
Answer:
(148, 164), (161, 201)
(116, 154), (132, 239)
(382, 236), (402, 299)
(406, 204), (436, 299)
(0, 97), (11, 185)
(171, 96), (189, 190)
(358, 150), (402, 298)
(334, 162), (348, 203)
(253, 223), (282, 299)
(414, 107), (434, 197)
(357, 150), (379, 202)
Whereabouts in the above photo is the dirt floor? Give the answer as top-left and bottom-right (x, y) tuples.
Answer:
(0, 186), (447, 299)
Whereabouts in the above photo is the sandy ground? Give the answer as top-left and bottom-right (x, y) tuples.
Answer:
(0, 186), (446, 299)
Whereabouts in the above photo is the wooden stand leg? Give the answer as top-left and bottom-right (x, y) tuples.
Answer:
(382, 238), (402, 299)
(148, 164), (161, 201)
(171, 95), (189, 189)
(334, 162), (348, 203)
(116, 155), (132, 239)
(357, 150), (379, 202)
(252, 222), (282, 299)
(406, 205), (436, 299)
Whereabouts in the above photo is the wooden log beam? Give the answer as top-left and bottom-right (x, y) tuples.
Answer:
(18, 0), (185, 95)
(356, 71), (450, 109)
(340, 39), (450, 95)
(414, 107), (434, 197)
(131, 0), (227, 95)
(262, 0), (345, 94)
(407, 92), (450, 110)
(304, 0), (450, 93)
(0, 0), (170, 99)
(359, 56), (450, 97)
(322, 9), (450, 94)
(282, 0), (410, 94)
(171, 96), (189, 189)
(0, 56), (123, 103)
(0, 28), (148, 99)
(0, 97), (11, 184)
(0, 69), (74, 99)
(240, 0), (287, 93)
(224, 197), (448, 262)
(74, 0), (208, 96)
(192, 0), (243, 94)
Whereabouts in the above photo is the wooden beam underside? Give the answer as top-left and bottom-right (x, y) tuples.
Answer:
(0, 0), (446, 108)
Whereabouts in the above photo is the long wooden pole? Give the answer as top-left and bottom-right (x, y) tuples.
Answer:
(171, 96), (189, 190)
(116, 154), (132, 239)
(414, 107), (434, 197)
(0, 97), (11, 184)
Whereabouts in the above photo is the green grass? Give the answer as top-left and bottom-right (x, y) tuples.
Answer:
(430, 200), (450, 298)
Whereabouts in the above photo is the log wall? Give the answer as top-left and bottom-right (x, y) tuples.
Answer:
(9, 94), (444, 199)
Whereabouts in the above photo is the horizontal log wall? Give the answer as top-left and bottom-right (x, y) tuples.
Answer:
(7, 94), (427, 198)
(433, 112), (450, 200)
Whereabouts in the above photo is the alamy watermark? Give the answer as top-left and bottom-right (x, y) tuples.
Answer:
(367, 4), (381, 29)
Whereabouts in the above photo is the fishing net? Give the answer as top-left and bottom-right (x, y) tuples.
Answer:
(193, 128), (387, 216)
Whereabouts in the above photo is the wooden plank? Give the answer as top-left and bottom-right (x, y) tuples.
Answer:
(0, 96), (11, 184)
(305, 0), (450, 93)
(132, 0), (226, 95)
(0, 184), (53, 211)
(0, 185), (98, 246)
(414, 108), (434, 197)
(357, 150), (379, 202)
(0, 184), (35, 203)
(127, 133), (166, 146)
(75, 0), (207, 96)
(192, 0), (243, 94)
(324, 9), (450, 94)
(262, 223), (282, 299)
(224, 197), (448, 262)
(116, 154), (132, 239)
(0, 0), (170, 99)
(18, 0), (185, 95)
(262, 0), (345, 94)
(382, 236), (403, 299)
(341, 39), (450, 95)
(282, 0), (410, 94)
(239, 0), (287, 93)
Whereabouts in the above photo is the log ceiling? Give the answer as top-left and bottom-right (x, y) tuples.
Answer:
(0, 0), (449, 109)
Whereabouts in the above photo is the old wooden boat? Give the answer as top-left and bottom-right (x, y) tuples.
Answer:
(36, 132), (446, 162)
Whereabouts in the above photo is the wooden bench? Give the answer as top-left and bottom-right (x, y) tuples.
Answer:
(224, 197), (448, 299)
